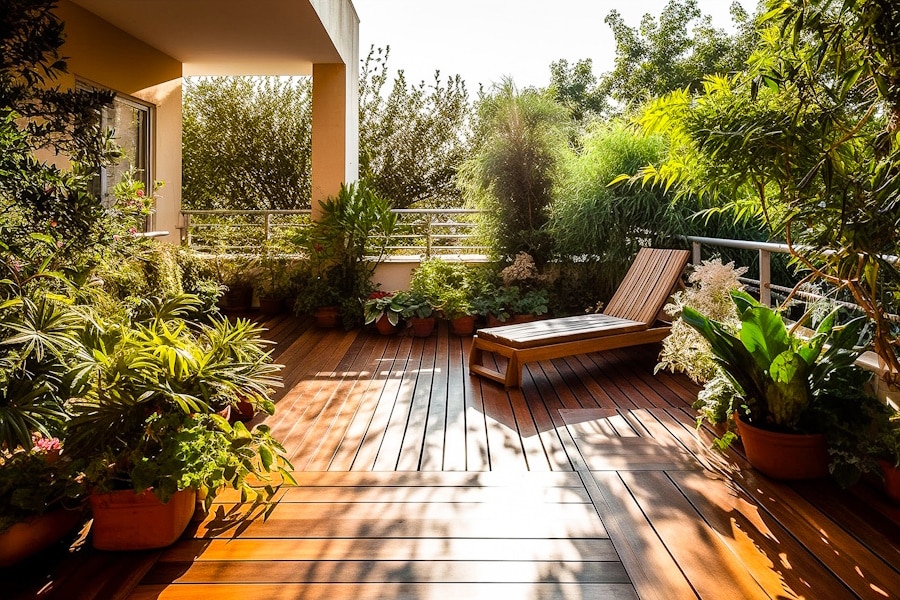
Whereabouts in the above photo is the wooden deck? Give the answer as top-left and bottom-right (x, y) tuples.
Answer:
(4, 314), (900, 599)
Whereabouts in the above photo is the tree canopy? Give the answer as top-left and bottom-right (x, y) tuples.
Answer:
(182, 77), (312, 210)
(599, 0), (757, 111)
(359, 47), (471, 208)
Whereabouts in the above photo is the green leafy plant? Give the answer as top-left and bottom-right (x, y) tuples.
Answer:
(292, 181), (399, 327)
(363, 291), (405, 327)
(65, 294), (292, 505)
(511, 288), (549, 317)
(683, 290), (865, 431)
(460, 79), (570, 263)
(398, 291), (433, 319)
(683, 289), (892, 485)
(409, 258), (477, 319)
(252, 240), (294, 300)
(0, 238), (84, 449)
(0, 437), (84, 534)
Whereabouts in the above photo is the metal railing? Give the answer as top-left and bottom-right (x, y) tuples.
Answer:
(685, 235), (896, 315)
(179, 208), (488, 258)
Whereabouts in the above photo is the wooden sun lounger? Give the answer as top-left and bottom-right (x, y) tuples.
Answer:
(468, 247), (691, 388)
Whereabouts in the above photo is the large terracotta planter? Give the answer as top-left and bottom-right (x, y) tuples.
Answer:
(735, 418), (829, 480)
(89, 488), (196, 551)
(0, 508), (82, 567)
(375, 315), (399, 335)
(313, 305), (341, 328)
(878, 459), (900, 503)
(449, 315), (476, 336)
(409, 316), (436, 338)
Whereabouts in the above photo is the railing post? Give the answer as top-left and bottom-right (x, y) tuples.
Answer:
(264, 212), (272, 242)
(182, 213), (191, 247)
(425, 214), (432, 259)
(692, 241), (702, 265)
(759, 249), (771, 307)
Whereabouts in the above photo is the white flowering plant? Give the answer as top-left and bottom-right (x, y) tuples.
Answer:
(656, 258), (747, 384)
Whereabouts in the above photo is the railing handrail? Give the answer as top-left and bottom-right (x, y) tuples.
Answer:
(179, 207), (489, 258)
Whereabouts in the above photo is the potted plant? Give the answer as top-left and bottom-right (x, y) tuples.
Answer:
(0, 439), (85, 567)
(210, 252), (256, 313)
(472, 283), (516, 327)
(292, 181), (399, 329)
(253, 240), (293, 316)
(65, 294), (294, 550)
(0, 249), (92, 565)
(683, 289), (886, 483)
(399, 292), (436, 337)
(510, 288), (549, 323)
(363, 291), (404, 335)
(872, 415), (900, 503)
(410, 258), (477, 335)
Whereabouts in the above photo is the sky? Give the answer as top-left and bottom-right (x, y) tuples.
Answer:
(352, 0), (760, 90)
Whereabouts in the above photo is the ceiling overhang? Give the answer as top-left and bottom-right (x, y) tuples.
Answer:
(70, 0), (349, 76)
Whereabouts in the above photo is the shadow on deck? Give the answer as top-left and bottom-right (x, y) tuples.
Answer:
(4, 315), (899, 599)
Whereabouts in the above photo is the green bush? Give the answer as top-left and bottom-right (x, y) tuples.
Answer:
(460, 80), (570, 263)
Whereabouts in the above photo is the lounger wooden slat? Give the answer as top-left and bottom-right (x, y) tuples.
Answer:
(469, 248), (691, 388)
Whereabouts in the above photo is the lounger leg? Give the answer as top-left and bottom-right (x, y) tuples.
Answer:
(469, 343), (483, 371)
(469, 337), (513, 386)
(505, 352), (521, 388)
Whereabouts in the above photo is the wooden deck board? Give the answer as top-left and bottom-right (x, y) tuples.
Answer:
(6, 316), (898, 600)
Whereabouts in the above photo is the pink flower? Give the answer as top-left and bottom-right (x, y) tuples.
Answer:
(56, 240), (63, 248)
(128, 227), (138, 234)
(31, 434), (62, 453)
(136, 189), (145, 197)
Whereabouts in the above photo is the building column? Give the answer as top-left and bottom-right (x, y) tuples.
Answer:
(311, 62), (359, 218)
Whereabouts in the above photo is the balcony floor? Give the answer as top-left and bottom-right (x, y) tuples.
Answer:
(5, 315), (900, 599)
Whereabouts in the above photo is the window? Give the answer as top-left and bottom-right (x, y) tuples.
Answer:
(80, 82), (154, 227)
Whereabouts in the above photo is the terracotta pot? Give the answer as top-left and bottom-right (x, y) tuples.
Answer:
(450, 315), (476, 336)
(878, 459), (900, 503)
(375, 315), (399, 335)
(313, 305), (341, 328)
(232, 398), (256, 423)
(257, 296), (283, 316)
(0, 508), (82, 567)
(219, 284), (253, 312)
(735, 417), (829, 480)
(89, 488), (196, 551)
(508, 314), (538, 325)
(409, 316), (436, 338)
(486, 314), (505, 328)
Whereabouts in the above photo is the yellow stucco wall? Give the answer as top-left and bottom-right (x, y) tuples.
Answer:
(55, 0), (184, 242)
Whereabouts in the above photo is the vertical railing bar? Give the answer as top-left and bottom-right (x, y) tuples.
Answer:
(692, 240), (702, 266)
(183, 213), (191, 247)
(759, 249), (771, 307)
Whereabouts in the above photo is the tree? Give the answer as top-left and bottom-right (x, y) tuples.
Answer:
(0, 0), (116, 260)
(182, 76), (312, 210)
(548, 58), (608, 122)
(459, 80), (570, 263)
(634, 0), (900, 380)
(599, 0), (756, 109)
(359, 47), (471, 208)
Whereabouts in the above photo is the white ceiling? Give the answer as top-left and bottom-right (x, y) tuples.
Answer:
(71, 0), (345, 75)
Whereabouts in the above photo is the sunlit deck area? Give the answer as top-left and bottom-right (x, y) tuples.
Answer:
(6, 314), (900, 599)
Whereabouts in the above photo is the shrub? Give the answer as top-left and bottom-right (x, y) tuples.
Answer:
(656, 258), (746, 383)
(460, 80), (570, 263)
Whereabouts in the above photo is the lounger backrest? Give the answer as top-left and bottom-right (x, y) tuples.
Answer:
(602, 247), (691, 325)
